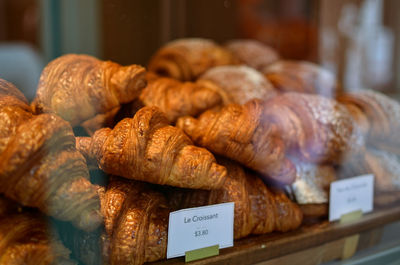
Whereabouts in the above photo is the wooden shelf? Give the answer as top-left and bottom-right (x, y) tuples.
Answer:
(152, 204), (400, 265)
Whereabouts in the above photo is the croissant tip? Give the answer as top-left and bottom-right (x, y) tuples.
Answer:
(149, 57), (187, 81)
(111, 65), (147, 103)
(30, 101), (45, 115)
(176, 116), (196, 131)
(175, 117), (185, 129)
(210, 163), (228, 189)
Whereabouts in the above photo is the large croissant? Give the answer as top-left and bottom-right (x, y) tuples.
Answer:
(197, 65), (277, 105)
(76, 106), (227, 189)
(0, 79), (101, 231)
(137, 73), (222, 122)
(177, 99), (296, 184)
(262, 92), (357, 164)
(168, 158), (303, 239)
(58, 177), (169, 265)
(0, 196), (74, 265)
(31, 54), (146, 128)
(338, 89), (400, 154)
(148, 38), (237, 81)
(262, 60), (338, 97)
(100, 178), (169, 265)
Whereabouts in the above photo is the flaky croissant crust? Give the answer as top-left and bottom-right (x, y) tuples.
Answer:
(177, 99), (296, 184)
(198, 65), (277, 105)
(168, 159), (303, 239)
(99, 177), (169, 265)
(139, 74), (222, 122)
(77, 106), (227, 189)
(263, 92), (356, 164)
(148, 38), (238, 81)
(263, 60), (338, 96)
(0, 79), (101, 232)
(32, 54), (146, 127)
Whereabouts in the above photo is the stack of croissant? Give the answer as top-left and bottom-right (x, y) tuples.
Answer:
(1, 36), (399, 265)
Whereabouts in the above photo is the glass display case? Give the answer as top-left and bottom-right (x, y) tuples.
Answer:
(0, 0), (400, 264)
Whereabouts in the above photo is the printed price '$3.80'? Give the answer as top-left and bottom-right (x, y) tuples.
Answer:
(194, 229), (208, 237)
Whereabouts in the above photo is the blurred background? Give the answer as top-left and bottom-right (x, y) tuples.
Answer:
(0, 0), (399, 100)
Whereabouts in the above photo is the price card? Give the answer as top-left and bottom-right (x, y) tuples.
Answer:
(329, 174), (374, 221)
(167, 202), (234, 259)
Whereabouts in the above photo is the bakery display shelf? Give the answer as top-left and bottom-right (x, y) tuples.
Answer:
(152, 204), (400, 265)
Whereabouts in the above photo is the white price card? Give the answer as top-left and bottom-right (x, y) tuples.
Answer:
(167, 202), (234, 259)
(329, 174), (374, 221)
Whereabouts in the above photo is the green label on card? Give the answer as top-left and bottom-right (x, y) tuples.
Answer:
(185, 244), (219, 262)
(340, 210), (363, 224)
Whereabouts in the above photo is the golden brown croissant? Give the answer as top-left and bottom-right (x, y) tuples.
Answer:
(60, 177), (169, 265)
(76, 106), (227, 189)
(262, 92), (357, 164)
(100, 177), (169, 265)
(224, 39), (280, 71)
(262, 60), (339, 97)
(138, 73), (222, 122)
(168, 158), (303, 239)
(64, 167), (302, 265)
(148, 38), (238, 81)
(0, 196), (74, 265)
(176, 99), (296, 184)
(338, 89), (400, 154)
(31, 54), (146, 127)
(0, 79), (101, 231)
(197, 65), (278, 105)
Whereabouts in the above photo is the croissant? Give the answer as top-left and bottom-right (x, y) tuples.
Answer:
(0, 196), (74, 265)
(31, 54), (146, 127)
(76, 106), (227, 189)
(101, 177), (169, 265)
(262, 60), (338, 97)
(338, 89), (400, 154)
(224, 39), (280, 71)
(197, 65), (278, 105)
(176, 99), (296, 184)
(137, 73), (222, 122)
(262, 92), (358, 164)
(148, 38), (237, 81)
(0, 79), (101, 231)
(62, 167), (302, 265)
(168, 158), (303, 239)
(58, 177), (169, 265)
